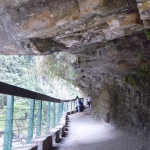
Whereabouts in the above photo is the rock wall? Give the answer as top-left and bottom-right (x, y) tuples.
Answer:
(91, 82), (125, 124)
(82, 75), (150, 132)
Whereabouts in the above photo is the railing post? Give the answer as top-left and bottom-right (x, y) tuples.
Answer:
(67, 102), (69, 111)
(60, 102), (63, 120)
(53, 103), (56, 127)
(58, 103), (62, 123)
(68, 102), (70, 111)
(71, 101), (72, 110)
(74, 101), (76, 110)
(3, 95), (14, 150)
(58, 103), (61, 122)
(46, 102), (51, 134)
(36, 100), (42, 137)
(26, 99), (35, 144)
(63, 102), (66, 112)
(62, 102), (64, 114)
(57, 103), (60, 125)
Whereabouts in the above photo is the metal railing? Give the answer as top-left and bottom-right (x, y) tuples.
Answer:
(0, 82), (77, 150)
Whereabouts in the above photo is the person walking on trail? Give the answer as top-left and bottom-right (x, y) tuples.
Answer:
(76, 96), (84, 112)
(86, 94), (91, 108)
(76, 97), (81, 112)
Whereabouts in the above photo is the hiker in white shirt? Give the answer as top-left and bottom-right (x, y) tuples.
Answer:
(76, 97), (80, 112)
(86, 94), (91, 108)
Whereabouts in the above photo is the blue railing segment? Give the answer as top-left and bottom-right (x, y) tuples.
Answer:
(26, 100), (35, 144)
(36, 100), (42, 137)
(0, 82), (78, 150)
(46, 102), (51, 134)
(3, 95), (14, 150)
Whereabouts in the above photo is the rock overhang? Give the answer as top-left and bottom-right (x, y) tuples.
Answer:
(0, 0), (150, 84)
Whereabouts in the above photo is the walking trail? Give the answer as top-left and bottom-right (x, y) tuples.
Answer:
(52, 109), (149, 150)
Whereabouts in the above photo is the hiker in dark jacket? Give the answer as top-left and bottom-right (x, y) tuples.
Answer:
(76, 96), (84, 112)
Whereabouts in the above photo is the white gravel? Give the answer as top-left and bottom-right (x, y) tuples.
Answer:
(52, 109), (149, 150)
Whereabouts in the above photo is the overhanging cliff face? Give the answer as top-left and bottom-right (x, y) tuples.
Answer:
(0, 0), (148, 54)
(0, 0), (150, 129)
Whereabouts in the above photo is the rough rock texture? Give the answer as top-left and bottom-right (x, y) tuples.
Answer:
(91, 81), (150, 133)
(0, 0), (149, 55)
(0, 0), (150, 133)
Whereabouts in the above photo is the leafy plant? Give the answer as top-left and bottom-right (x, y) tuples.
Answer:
(122, 75), (136, 86)
(127, 75), (136, 85)
(82, 57), (88, 67)
(137, 70), (146, 78)
(138, 52), (143, 62)
(122, 76), (127, 83)
(141, 64), (149, 72)
(144, 30), (150, 40)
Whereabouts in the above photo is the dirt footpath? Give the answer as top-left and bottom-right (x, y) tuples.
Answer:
(52, 109), (149, 150)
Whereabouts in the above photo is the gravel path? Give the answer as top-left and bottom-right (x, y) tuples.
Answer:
(52, 109), (149, 150)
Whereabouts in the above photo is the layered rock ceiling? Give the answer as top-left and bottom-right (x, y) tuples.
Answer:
(1, 0), (150, 130)
(0, 0), (150, 74)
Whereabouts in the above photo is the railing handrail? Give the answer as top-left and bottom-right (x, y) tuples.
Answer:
(0, 82), (78, 103)
(64, 98), (84, 102)
(0, 82), (79, 150)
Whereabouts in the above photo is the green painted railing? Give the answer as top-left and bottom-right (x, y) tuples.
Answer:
(3, 96), (14, 150)
(26, 99), (35, 144)
(0, 82), (78, 150)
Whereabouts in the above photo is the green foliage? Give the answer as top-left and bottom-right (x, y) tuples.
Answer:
(144, 30), (150, 40)
(137, 70), (146, 78)
(123, 73), (145, 86)
(122, 75), (136, 86)
(127, 75), (137, 85)
(0, 56), (34, 89)
(82, 57), (88, 67)
(34, 52), (82, 99)
(123, 64), (149, 86)
(122, 76), (127, 83)
(35, 53), (77, 80)
(141, 64), (149, 72)
(138, 52), (143, 62)
(140, 79), (144, 85)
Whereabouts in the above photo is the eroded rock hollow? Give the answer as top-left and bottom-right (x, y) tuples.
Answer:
(0, 0), (150, 132)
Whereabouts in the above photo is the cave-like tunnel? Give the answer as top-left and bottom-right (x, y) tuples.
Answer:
(0, 0), (150, 149)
